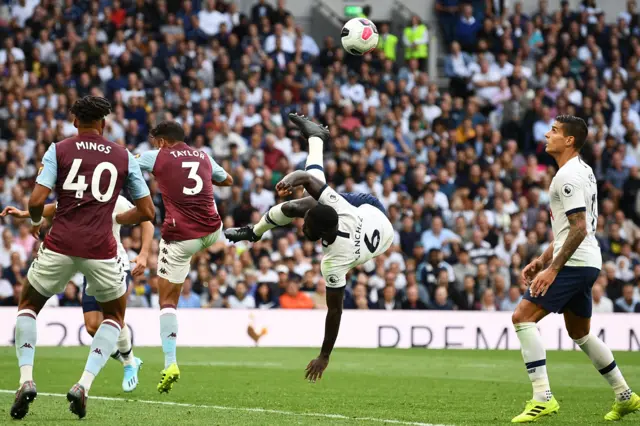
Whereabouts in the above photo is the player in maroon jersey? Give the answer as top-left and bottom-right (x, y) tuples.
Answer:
(10, 96), (155, 420)
(137, 121), (232, 393)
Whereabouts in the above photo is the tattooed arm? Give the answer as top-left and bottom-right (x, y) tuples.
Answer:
(549, 211), (588, 272)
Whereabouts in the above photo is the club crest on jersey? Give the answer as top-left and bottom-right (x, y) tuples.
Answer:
(588, 173), (596, 184)
(562, 183), (574, 197)
(327, 275), (340, 286)
(328, 193), (338, 203)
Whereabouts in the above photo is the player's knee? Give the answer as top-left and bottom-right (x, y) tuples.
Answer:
(566, 325), (590, 341)
(511, 310), (523, 325)
(85, 321), (99, 337)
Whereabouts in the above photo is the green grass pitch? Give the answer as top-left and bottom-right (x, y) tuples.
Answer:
(0, 347), (638, 425)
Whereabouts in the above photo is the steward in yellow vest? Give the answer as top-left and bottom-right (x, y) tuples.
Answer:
(403, 15), (428, 62)
(377, 23), (398, 61)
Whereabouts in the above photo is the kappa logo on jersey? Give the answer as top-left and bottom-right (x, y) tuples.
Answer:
(327, 275), (340, 286)
(562, 183), (574, 197)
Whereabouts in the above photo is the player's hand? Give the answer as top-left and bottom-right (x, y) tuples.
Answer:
(529, 267), (557, 298)
(305, 355), (329, 383)
(131, 253), (148, 277)
(276, 180), (293, 197)
(1, 206), (27, 218)
(521, 258), (544, 284)
(30, 224), (42, 240)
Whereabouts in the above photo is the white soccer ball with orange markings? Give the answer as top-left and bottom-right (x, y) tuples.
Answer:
(340, 18), (379, 56)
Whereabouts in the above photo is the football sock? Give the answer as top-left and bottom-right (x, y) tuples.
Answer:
(515, 322), (552, 402)
(305, 136), (326, 184)
(15, 310), (37, 385)
(254, 203), (293, 237)
(110, 350), (123, 364)
(574, 333), (631, 401)
(80, 320), (121, 392)
(160, 307), (178, 368)
(117, 325), (136, 367)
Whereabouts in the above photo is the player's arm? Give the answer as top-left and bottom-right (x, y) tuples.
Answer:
(276, 170), (325, 200)
(531, 177), (587, 296)
(1, 203), (56, 219)
(549, 211), (587, 272)
(208, 154), (234, 187)
(306, 286), (345, 382)
(28, 144), (57, 238)
(538, 241), (554, 266)
(117, 151), (155, 225)
(131, 220), (154, 277)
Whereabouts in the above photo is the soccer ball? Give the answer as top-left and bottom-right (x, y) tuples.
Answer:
(341, 18), (379, 56)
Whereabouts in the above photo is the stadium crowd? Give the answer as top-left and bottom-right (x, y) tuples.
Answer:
(0, 0), (640, 313)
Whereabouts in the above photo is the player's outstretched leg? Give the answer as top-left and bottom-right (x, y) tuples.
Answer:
(511, 301), (559, 423)
(68, 292), (127, 419)
(83, 283), (143, 392)
(225, 113), (329, 243)
(118, 325), (143, 392)
(11, 309), (38, 420)
(565, 311), (640, 421)
(11, 280), (50, 420)
(157, 274), (181, 393)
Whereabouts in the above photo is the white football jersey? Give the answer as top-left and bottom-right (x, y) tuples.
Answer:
(318, 186), (394, 288)
(548, 156), (602, 269)
(112, 195), (134, 271)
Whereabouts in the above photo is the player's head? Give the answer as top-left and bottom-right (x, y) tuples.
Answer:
(302, 204), (339, 241)
(70, 96), (112, 134)
(149, 120), (185, 148)
(544, 115), (588, 155)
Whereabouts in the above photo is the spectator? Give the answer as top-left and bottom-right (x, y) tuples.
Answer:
(59, 282), (81, 307)
(0, 229), (26, 268)
(403, 15), (429, 69)
(377, 23), (398, 62)
(465, 230), (495, 266)
(592, 282), (614, 313)
(430, 286), (455, 310)
(228, 281), (256, 309)
(0, 282), (22, 306)
(178, 278), (202, 308)
(311, 280), (327, 310)
(280, 280), (314, 309)
(203, 278), (225, 308)
(455, 3), (481, 52)
(402, 285), (428, 310)
(500, 286), (522, 311)
(420, 216), (460, 255)
(477, 288), (498, 311)
(376, 285), (401, 310)
(435, 0), (460, 46)
(614, 283), (639, 312)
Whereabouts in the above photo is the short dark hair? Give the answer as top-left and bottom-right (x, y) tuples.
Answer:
(70, 96), (112, 124)
(556, 115), (588, 151)
(306, 204), (338, 231)
(150, 120), (185, 142)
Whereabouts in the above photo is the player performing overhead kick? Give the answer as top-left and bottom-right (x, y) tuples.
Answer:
(9, 96), (155, 420)
(2, 194), (153, 392)
(225, 114), (394, 381)
(136, 121), (233, 393)
(511, 115), (639, 423)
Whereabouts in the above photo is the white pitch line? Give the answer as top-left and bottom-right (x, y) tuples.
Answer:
(0, 389), (449, 426)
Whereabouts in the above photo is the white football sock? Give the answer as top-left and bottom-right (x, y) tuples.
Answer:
(574, 333), (631, 401)
(117, 325), (136, 367)
(305, 136), (326, 182)
(515, 322), (552, 402)
(254, 203), (293, 236)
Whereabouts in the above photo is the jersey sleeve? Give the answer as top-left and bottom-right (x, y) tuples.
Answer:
(207, 154), (228, 183)
(113, 195), (135, 215)
(36, 143), (57, 189)
(126, 151), (151, 200)
(321, 260), (348, 289)
(558, 173), (586, 216)
(136, 150), (159, 173)
(317, 185), (353, 214)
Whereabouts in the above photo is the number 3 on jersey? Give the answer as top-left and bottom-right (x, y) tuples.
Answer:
(182, 161), (203, 195)
(62, 158), (117, 202)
